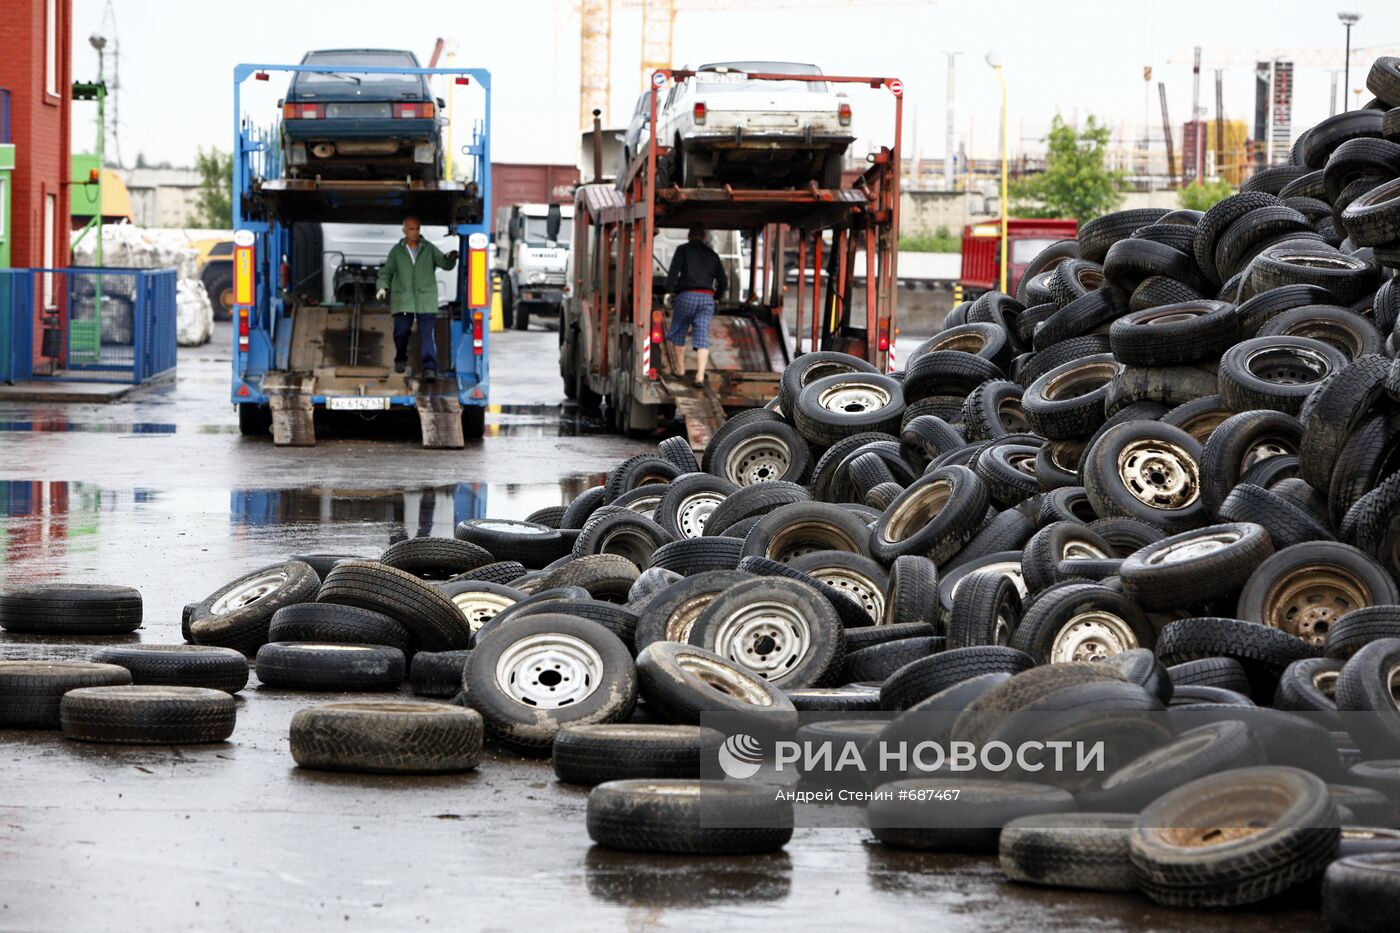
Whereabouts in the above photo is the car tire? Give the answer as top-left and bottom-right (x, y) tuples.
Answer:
(89, 644), (249, 694)
(290, 700), (483, 773)
(319, 560), (472, 650)
(552, 723), (724, 785)
(586, 780), (793, 854)
(1119, 522), (1274, 610)
(254, 642), (405, 691)
(59, 685), (236, 745)
(689, 576), (845, 689)
(191, 560), (321, 655)
(0, 583), (142, 635)
(0, 661), (132, 729)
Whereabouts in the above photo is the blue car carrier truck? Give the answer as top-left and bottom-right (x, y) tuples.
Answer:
(229, 60), (492, 447)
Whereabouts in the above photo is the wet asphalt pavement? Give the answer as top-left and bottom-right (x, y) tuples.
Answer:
(0, 324), (1314, 931)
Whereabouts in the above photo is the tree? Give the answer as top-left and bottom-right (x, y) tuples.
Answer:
(1178, 178), (1234, 212)
(189, 147), (233, 228)
(1011, 115), (1124, 221)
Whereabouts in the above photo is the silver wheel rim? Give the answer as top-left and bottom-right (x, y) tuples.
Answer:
(1062, 540), (1108, 560)
(1242, 436), (1295, 469)
(674, 652), (774, 705)
(817, 383), (890, 416)
(993, 608), (1013, 646)
(949, 563), (1027, 601)
(450, 591), (516, 632)
(1388, 664), (1400, 711)
(1244, 345), (1332, 385)
(711, 602), (811, 682)
(677, 492), (724, 538)
(473, 520), (550, 535)
(1050, 610), (1139, 663)
(623, 495), (663, 520)
(597, 528), (654, 568)
(725, 435), (791, 486)
(210, 570), (287, 615)
(809, 567), (884, 622)
(1117, 439), (1200, 510)
(494, 633), (603, 709)
(1146, 528), (1242, 566)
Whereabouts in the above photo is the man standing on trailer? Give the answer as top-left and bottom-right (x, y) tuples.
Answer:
(663, 225), (727, 387)
(376, 215), (458, 381)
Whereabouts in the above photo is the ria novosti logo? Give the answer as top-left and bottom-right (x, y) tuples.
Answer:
(717, 733), (765, 779)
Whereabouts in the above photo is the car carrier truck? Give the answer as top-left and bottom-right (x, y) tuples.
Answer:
(230, 59), (493, 447)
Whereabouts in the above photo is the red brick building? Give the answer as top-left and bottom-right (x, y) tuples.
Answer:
(0, 0), (72, 270)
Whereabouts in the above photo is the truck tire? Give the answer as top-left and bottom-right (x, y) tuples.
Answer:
(513, 299), (530, 331)
(237, 404), (272, 436)
(201, 264), (234, 321)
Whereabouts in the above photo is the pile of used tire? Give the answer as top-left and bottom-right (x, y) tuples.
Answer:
(7, 56), (1400, 925)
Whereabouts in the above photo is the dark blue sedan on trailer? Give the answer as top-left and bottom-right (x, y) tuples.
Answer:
(280, 49), (444, 181)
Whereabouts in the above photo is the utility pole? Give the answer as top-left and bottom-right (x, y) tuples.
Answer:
(1339, 12), (1361, 111)
(1191, 47), (1202, 185)
(1330, 70), (1340, 116)
(944, 52), (960, 191)
(1159, 82), (1176, 188)
(1214, 69), (1225, 182)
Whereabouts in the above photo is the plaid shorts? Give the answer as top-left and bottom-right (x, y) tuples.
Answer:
(667, 290), (717, 349)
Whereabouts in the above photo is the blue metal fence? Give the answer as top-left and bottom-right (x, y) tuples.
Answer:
(0, 268), (178, 384)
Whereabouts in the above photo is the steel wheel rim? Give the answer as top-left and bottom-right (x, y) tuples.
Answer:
(677, 492), (724, 538)
(623, 495), (663, 520)
(1050, 610), (1138, 663)
(1241, 436), (1295, 469)
(211, 570), (287, 615)
(494, 632), (603, 709)
(725, 435), (791, 486)
(1244, 345), (1332, 385)
(1062, 540), (1108, 560)
(473, 520), (551, 535)
(1388, 664), (1400, 711)
(1046, 361), (1118, 400)
(810, 567), (884, 621)
(1146, 528), (1242, 566)
(1117, 439), (1200, 510)
(712, 600), (811, 681)
(816, 382), (890, 416)
(1264, 566), (1369, 646)
(675, 651), (773, 705)
(597, 528), (654, 568)
(451, 591), (516, 632)
(768, 521), (860, 563)
(997, 397), (1031, 432)
(665, 594), (718, 643)
(950, 563), (1027, 600)
(884, 479), (953, 541)
(1312, 668), (1339, 701)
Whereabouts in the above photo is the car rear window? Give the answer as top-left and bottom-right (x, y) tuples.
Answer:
(696, 61), (828, 94)
(208, 241), (233, 257)
(295, 51), (425, 97)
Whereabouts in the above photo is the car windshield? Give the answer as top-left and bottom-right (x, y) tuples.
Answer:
(295, 51), (424, 97)
(524, 217), (572, 247)
(1011, 237), (1059, 265)
(695, 61), (828, 94)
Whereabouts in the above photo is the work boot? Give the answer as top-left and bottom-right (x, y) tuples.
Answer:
(393, 359), (406, 374)
(422, 368), (438, 383)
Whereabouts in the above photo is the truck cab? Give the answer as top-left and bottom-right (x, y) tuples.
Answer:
(493, 203), (573, 331)
(958, 218), (1079, 300)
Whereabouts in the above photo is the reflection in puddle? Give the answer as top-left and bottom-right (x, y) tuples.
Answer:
(0, 419), (182, 434)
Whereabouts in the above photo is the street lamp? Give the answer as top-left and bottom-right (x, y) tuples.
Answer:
(985, 50), (1008, 294)
(1339, 11), (1361, 111)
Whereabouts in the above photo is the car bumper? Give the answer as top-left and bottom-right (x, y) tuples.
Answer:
(282, 117), (437, 142)
(519, 286), (564, 305)
(684, 129), (855, 151)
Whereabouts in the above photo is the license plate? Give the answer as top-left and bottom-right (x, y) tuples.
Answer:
(702, 71), (748, 84)
(325, 102), (393, 119)
(327, 397), (390, 411)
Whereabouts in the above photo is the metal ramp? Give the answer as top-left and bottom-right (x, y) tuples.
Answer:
(263, 372), (316, 447)
(661, 374), (727, 452)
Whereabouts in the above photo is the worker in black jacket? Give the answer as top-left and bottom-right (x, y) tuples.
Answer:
(663, 226), (727, 387)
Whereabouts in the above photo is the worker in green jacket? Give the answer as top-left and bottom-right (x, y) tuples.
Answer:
(375, 216), (458, 381)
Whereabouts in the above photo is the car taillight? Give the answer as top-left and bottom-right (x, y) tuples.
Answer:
(394, 102), (436, 119)
(693, 102), (706, 125)
(282, 102), (323, 119)
(650, 309), (664, 344)
(238, 309), (249, 352)
(838, 102), (852, 126)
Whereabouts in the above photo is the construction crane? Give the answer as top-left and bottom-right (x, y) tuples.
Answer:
(577, 0), (933, 129)
(1167, 45), (1400, 69)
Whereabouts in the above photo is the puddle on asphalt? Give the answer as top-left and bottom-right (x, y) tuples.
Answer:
(0, 419), (186, 434)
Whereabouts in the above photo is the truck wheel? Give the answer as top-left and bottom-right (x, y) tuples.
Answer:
(500, 279), (515, 329)
(820, 153), (843, 190)
(513, 300), (531, 331)
(238, 404), (271, 437)
(201, 265), (234, 321)
(462, 405), (486, 440)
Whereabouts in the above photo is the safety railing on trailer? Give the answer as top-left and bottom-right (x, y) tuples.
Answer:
(0, 268), (177, 384)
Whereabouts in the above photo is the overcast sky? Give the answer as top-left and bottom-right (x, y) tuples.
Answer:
(70, 0), (1400, 170)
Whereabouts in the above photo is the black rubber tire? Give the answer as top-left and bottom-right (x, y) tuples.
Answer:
(1199, 410), (1302, 517)
(903, 350), (1003, 403)
(289, 700), (483, 773)
(1237, 283), (1340, 337)
(1017, 240), (1081, 303)
(1156, 617), (1320, 701)
(1298, 355), (1393, 492)
(792, 372), (904, 447)
(1129, 766), (1340, 908)
(1033, 289), (1123, 351)
(1236, 542), (1399, 648)
(0, 583), (142, 635)
(784, 684), (882, 712)
(1081, 421), (1206, 533)
(1009, 583), (1154, 664)
(630, 570), (749, 652)
(1273, 657), (1345, 722)
(1194, 192), (1283, 285)
(1336, 638), (1400, 757)
(1245, 245), (1379, 307)
(1020, 521), (1115, 595)
(561, 485), (608, 529)
(1304, 110), (1387, 167)
(689, 577), (844, 689)
(879, 645), (1033, 710)
(59, 685), (236, 744)
(380, 537), (493, 580)
(1079, 209), (1171, 263)
(839, 636), (942, 684)
(254, 641), (405, 691)
(703, 481), (810, 537)
(649, 537), (744, 577)
(1087, 517), (1167, 557)
(865, 481), (904, 511)
(572, 510), (673, 570)
(973, 441), (1041, 507)
(734, 556), (875, 631)
(1218, 483), (1334, 550)
(870, 466), (988, 564)
(552, 723), (724, 785)
(1103, 237), (1204, 293)
(1324, 852), (1400, 933)
(606, 455), (683, 503)
(525, 505), (569, 529)
(1014, 334), (1112, 390)
(656, 435), (701, 474)
(319, 560), (472, 650)
(651, 474), (735, 543)
(409, 649), (472, 697)
(900, 415), (965, 469)
(789, 550), (889, 625)
(1341, 471), (1400, 581)
(454, 519), (565, 568)
(635, 641), (797, 729)
(946, 571), (1021, 650)
(999, 813), (1140, 892)
(464, 614), (636, 752)
(870, 778), (1076, 853)
(449, 560), (529, 587)
(911, 322), (1013, 369)
(586, 780), (793, 854)
(537, 554), (640, 603)
(0, 661), (132, 728)
(1327, 606), (1400, 661)
(778, 351), (877, 418)
(1022, 354), (1121, 441)
(1081, 720), (1264, 811)
(844, 622), (938, 652)
(1108, 301), (1239, 367)
(1214, 205), (1314, 281)
(267, 602), (414, 654)
(943, 506), (1038, 570)
(1119, 522), (1274, 610)
(883, 555), (940, 628)
(1167, 657), (1252, 693)
(190, 560), (321, 655)
(89, 644), (249, 694)
(707, 419), (811, 487)
(1129, 275), (1202, 312)
(741, 501), (871, 564)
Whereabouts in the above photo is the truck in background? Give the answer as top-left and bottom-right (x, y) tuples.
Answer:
(230, 60), (492, 448)
(493, 203), (573, 331)
(958, 217), (1078, 301)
